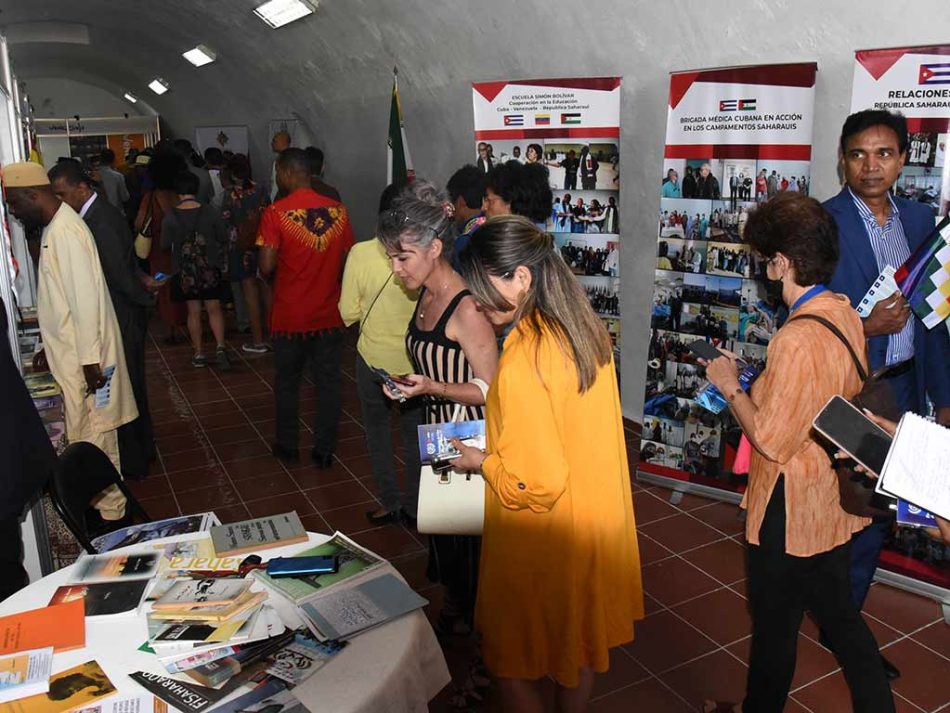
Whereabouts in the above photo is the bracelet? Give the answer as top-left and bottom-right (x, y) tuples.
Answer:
(726, 386), (744, 402)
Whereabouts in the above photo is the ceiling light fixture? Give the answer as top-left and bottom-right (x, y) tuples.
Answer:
(148, 78), (169, 95)
(183, 44), (216, 67)
(123, 92), (138, 104)
(253, 0), (317, 29)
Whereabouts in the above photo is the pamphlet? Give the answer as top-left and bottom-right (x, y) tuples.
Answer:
(0, 648), (53, 704)
(857, 265), (899, 318)
(92, 513), (219, 553)
(298, 571), (428, 641)
(896, 499), (938, 528)
(695, 361), (761, 414)
(94, 366), (116, 410)
(0, 599), (85, 655)
(417, 420), (486, 464)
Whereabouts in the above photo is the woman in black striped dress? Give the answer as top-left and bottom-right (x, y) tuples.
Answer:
(378, 180), (498, 637)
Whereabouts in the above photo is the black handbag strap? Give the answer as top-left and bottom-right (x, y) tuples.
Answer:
(788, 314), (868, 382)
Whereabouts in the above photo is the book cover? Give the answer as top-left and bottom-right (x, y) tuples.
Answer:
(265, 633), (345, 686)
(183, 630), (295, 688)
(68, 694), (167, 713)
(153, 579), (251, 610)
(0, 648), (53, 704)
(857, 265), (899, 318)
(154, 539), (244, 574)
(127, 673), (218, 713)
(199, 678), (287, 713)
(149, 592), (266, 623)
(209, 512), (307, 558)
(251, 532), (384, 604)
(0, 599), (85, 655)
(417, 421), (485, 464)
(91, 514), (219, 554)
(73, 553), (160, 583)
(0, 660), (115, 713)
(48, 581), (149, 618)
(298, 572), (428, 641)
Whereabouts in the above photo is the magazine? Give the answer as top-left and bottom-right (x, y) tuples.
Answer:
(265, 633), (345, 685)
(71, 552), (161, 584)
(91, 513), (220, 553)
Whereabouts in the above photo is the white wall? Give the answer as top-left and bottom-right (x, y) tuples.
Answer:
(24, 76), (143, 118)
(12, 0), (949, 422)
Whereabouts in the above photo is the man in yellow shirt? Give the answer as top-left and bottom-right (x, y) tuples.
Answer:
(339, 186), (422, 524)
(3, 162), (136, 521)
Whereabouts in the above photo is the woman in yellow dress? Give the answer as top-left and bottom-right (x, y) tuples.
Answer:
(451, 215), (643, 712)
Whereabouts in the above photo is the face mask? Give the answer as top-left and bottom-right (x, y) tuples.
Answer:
(764, 277), (783, 302)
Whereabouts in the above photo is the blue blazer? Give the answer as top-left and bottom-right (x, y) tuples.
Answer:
(824, 187), (950, 412)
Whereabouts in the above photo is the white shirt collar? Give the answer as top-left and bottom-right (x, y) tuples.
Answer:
(79, 192), (97, 219)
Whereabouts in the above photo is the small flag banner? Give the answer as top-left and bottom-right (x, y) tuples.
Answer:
(896, 216), (950, 329)
(534, 113), (550, 125)
(503, 114), (524, 126)
(387, 69), (415, 188)
(561, 112), (581, 124)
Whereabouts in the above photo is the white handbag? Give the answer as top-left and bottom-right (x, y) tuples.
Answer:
(416, 403), (486, 536)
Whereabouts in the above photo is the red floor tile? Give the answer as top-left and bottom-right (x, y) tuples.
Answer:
(245, 493), (316, 518)
(639, 513), (724, 554)
(636, 533), (674, 565)
(681, 538), (747, 585)
(688, 501), (746, 536)
(161, 446), (221, 474)
(659, 650), (748, 711)
(673, 588), (752, 646)
(176, 484), (243, 511)
(218, 439), (271, 462)
(320, 502), (386, 536)
(138, 495), (180, 520)
(233, 472), (300, 500)
(883, 637), (950, 711)
(304, 480), (376, 511)
(633, 490), (679, 525)
(591, 648), (651, 699)
(623, 610), (717, 674)
(590, 678), (693, 712)
(912, 620), (950, 660)
(224, 454), (287, 481)
(641, 557), (720, 608)
(863, 584), (944, 634)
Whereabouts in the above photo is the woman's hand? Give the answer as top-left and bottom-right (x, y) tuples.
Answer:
(449, 438), (486, 472)
(381, 373), (430, 401)
(703, 350), (741, 393)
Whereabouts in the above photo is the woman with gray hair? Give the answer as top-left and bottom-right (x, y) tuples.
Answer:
(378, 180), (498, 641)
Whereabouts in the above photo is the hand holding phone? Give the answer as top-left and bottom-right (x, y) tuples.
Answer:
(813, 396), (893, 476)
(372, 366), (407, 402)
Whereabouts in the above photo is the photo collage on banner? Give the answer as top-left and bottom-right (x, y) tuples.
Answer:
(850, 45), (950, 589)
(471, 78), (622, 364)
(642, 63), (818, 488)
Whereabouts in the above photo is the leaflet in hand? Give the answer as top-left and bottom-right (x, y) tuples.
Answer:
(857, 265), (899, 318)
(417, 421), (486, 464)
(895, 499), (938, 528)
(695, 362), (761, 414)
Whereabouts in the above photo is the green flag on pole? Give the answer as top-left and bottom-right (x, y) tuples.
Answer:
(387, 67), (414, 188)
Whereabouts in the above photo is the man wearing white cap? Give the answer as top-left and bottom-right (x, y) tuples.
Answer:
(3, 161), (136, 521)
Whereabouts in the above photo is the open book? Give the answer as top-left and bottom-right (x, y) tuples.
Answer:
(875, 412), (950, 520)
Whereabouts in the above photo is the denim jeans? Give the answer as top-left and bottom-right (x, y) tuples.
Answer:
(355, 354), (424, 515)
(273, 330), (344, 455)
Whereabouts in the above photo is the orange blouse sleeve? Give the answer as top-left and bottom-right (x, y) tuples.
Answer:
(481, 334), (571, 513)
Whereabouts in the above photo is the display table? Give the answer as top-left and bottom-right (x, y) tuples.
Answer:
(0, 532), (450, 713)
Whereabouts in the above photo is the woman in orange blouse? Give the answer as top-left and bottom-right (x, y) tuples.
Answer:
(704, 194), (894, 713)
(451, 216), (643, 713)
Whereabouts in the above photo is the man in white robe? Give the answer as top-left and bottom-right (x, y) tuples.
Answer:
(3, 162), (137, 520)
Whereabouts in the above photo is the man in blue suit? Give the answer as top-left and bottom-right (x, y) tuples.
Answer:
(825, 109), (950, 680)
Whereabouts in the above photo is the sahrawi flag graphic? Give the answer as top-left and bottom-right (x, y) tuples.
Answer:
(895, 216), (950, 329)
(387, 68), (415, 188)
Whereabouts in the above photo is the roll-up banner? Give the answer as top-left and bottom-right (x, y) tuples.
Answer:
(640, 63), (817, 492)
(472, 78), (623, 363)
(850, 45), (950, 591)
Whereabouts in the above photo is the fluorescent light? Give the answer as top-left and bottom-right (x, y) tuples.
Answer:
(253, 0), (316, 28)
(123, 92), (138, 104)
(183, 44), (216, 67)
(148, 78), (169, 95)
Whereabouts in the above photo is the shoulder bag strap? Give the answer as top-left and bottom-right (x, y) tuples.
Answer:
(359, 272), (394, 336)
(789, 313), (868, 382)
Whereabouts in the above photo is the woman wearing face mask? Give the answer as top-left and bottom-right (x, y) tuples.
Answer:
(702, 193), (895, 713)
(376, 180), (498, 640)
(451, 215), (643, 713)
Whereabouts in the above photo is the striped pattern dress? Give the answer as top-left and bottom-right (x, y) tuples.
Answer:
(406, 288), (483, 624)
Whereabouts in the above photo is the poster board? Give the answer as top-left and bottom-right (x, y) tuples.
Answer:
(640, 62), (817, 490)
(194, 125), (249, 157)
(471, 77), (622, 358)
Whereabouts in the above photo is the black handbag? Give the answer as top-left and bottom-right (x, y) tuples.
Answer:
(791, 314), (900, 519)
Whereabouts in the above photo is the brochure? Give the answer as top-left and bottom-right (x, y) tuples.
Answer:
(91, 513), (219, 553)
(417, 420), (486, 464)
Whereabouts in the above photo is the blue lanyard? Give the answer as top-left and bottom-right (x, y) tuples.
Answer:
(790, 284), (828, 313)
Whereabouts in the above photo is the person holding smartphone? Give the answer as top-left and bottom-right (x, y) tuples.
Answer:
(702, 193), (895, 713)
(450, 215), (643, 713)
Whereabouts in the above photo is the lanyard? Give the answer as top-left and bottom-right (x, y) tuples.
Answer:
(790, 284), (828, 313)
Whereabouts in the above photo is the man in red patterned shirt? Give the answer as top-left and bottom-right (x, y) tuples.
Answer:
(257, 148), (354, 468)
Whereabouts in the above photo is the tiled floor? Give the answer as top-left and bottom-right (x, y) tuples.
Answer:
(132, 327), (950, 712)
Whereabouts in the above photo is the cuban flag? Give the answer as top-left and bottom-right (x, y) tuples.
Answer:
(918, 63), (950, 85)
(504, 114), (524, 126)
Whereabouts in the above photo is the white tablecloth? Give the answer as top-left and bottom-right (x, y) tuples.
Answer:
(0, 533), (450, 713)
